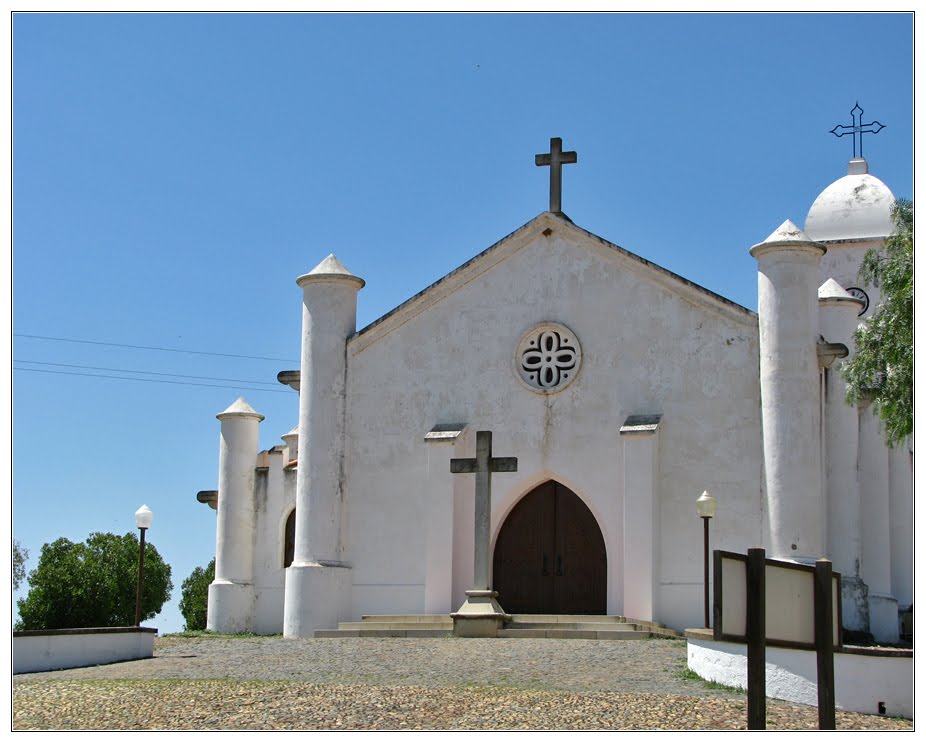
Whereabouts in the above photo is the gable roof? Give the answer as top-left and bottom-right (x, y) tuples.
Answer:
(350, 211), (756, 353)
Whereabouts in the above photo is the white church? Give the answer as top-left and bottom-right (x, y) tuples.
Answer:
(197, 134), (912, 643)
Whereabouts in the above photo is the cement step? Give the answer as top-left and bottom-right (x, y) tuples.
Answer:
(508, 615), (683, 638)
(313, 613), (683, 640)
(314, 613), (454, 638)
(315, 628), (452, 638)
(338, 621), (452, 631)
(506, 621), (639, 632)
(498, 628), (655, 640)
(361, 615), (453, 624)
(509, 614), (627, 623)
(509, 614), (672, 628)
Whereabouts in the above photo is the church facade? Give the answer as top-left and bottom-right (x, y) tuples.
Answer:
(198, 141), (912, 642)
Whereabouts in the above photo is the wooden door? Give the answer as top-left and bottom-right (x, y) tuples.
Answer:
(493, 481), (607, 614)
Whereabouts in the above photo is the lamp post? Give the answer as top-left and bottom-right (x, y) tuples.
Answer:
(696, 490), (717, 628)
(134, 504), (153, 626)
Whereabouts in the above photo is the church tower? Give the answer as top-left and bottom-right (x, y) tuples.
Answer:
(283, 254), (365, 639)
(750, 129), (909, 643)
(803, 151), (906, 643)
(207, 398), (264, 634)
(817, 278), (867, 633)
(751, 221), (827, 562)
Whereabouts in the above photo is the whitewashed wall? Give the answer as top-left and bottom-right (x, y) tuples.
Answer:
(342, 215), (763, 631)
(14, 628), (157, 674)
(688, 637), (913, 719)
(250, 455), (296, 635)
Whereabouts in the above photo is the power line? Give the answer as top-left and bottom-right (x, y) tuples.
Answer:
(13, 366), (294, 393)
(13, 333), (300, 364)
(15, 359), (283, 387)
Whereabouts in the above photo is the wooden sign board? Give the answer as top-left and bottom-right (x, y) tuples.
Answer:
(713, 550), (842, 649)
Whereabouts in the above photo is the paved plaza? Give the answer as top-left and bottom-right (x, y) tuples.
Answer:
(12, 635), (913, 730)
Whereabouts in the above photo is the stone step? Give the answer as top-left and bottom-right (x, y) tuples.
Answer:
(509, 614), (627, 623)
(505, 621), (640, 632)
(511, 614), (663, 625)
(339, 621), (452, 631)
(315, 628), (452, 638)
(498, 628), (656, 640)
(508, 614), (682, 637)
(313, 613), (683, 640)
(361, 615), (453, 624)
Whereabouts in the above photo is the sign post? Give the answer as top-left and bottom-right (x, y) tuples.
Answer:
(746, 548), (767, 730)
(714, 549), (842, 730)
(814, 559), (836, 729)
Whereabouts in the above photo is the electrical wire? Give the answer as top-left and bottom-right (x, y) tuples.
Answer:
(14, 333), (300, 364)
(13, 366), (294, 393)
(14, 359), (283, 387)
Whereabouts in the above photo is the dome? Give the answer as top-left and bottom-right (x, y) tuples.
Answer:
(804, 158), (895, 242)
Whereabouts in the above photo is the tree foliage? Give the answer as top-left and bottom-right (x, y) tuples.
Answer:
(179, 558), (215, 631)
(15, 532), (173, 630)
(13, 539), (28, 591)
(843, 199), (913, 446)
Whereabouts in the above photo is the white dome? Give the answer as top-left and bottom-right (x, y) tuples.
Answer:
(804, 158), (895, 242)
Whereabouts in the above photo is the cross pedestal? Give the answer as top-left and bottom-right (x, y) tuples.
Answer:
(449, 430), (518, 637)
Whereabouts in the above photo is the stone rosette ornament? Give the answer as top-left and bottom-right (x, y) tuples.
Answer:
(514, 322), (582, 393)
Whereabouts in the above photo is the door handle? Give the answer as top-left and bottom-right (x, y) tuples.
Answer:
(542, 553), (550, 576)
(556, 555), (563, 576)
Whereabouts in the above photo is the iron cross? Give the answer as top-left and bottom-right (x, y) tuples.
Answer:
(450, 431), (518, 591)
(829, 102), (885, 158)
(535, 136), (578, 213)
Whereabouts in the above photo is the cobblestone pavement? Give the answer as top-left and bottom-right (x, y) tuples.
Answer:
(13, 636), (913, 731)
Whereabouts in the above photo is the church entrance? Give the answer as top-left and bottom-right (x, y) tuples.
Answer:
(492, 481), (607, 615)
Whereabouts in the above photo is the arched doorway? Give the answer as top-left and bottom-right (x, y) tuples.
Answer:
(493, 481), (607, 614)
(283, 509), (296, 568)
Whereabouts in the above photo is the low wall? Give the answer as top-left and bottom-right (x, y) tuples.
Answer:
(14, 627), (157, 674)
(686, 630), (913, 719)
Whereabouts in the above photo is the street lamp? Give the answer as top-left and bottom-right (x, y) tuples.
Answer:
(134, 504), (154, 626)
(696, 490), (717, 628)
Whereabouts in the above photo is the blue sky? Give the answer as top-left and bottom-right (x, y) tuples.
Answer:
(11, 13), (915, 634)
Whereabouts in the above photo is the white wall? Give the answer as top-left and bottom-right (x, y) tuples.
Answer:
(342, 217), (763, 630)
(688, 637), (913, 719)
(14, 628), (156, 674)
(250, 460), (296, 634)
(888, 443), (914, 608)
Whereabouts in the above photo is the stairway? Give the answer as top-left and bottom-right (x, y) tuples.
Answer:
(500, 614), (683, 639)
(314, 614), (683, 639)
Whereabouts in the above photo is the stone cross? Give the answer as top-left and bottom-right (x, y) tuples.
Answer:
(535, 136), (577, 213)
(450, 431), (518, 591)
(829, 102), (885, 159)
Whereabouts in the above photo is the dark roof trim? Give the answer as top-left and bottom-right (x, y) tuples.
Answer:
(355, 214), (548, 339)
(566, 220), (755, 318)
(351, 212), (756, 345)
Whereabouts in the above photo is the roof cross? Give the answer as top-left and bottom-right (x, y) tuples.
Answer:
(535, 136), (577, 214)
(829, 102), (885, 158)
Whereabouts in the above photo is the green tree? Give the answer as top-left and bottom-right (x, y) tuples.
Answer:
(843, 199), (913, 447)
(15, 532), (173, 630)
(179, 558), (215, 631)
(13, 539), (28, 591)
